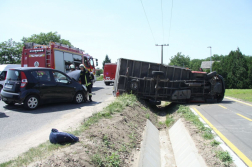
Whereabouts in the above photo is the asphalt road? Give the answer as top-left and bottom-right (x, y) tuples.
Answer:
(0, 81), (114, 144)
(190, 97), (252, 166)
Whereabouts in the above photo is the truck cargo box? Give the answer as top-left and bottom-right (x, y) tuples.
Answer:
(113, 58), (225, 104)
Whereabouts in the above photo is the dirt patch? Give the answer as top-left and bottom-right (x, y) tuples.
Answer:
(30, 103), (158, 167)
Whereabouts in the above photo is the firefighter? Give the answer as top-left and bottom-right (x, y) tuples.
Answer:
(70, 64), (75, 72)
(79, 64), (93, 102)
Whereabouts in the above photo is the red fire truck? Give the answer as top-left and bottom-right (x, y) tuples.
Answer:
(103, 63), (117, 85)
(21, 42), (98, 75)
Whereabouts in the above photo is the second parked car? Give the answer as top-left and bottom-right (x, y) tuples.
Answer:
(0, 67), (87, 110)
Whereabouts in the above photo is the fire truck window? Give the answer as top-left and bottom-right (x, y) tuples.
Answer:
(84, 57), (90, 68)
(90, 59), (94, 67)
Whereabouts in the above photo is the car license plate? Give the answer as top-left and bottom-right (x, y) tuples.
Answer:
(5, 85), (12, 89)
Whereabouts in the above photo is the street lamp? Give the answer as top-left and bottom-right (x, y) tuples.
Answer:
(207, 46), (212, 72)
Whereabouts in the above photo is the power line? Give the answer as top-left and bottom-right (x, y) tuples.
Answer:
(161, 0), (164, 43)
(168, 0), (173, 44)
(140, 0), (156, 44)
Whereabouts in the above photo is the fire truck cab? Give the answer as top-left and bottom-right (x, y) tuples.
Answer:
(21, 42), (98, 76)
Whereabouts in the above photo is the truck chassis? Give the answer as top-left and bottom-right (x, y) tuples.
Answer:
(114, 58), (225, 104)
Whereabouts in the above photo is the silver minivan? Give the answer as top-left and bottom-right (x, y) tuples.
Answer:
(0, 64), (21, 91)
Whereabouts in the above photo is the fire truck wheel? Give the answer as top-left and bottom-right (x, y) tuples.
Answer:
(74, 92), (84, 104)
(105, 82), (110, 86)
(24, 95), (39, 110)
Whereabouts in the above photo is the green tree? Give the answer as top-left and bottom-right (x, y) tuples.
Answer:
(223, 48), (248, 89)
(169, 52), (190, 68)
(0, 39), (23, 64)
(189, 59), (202, 71)
(21, 32), (72, 46)
(102, 55), (111, 69)
(96, 69), (104, 76)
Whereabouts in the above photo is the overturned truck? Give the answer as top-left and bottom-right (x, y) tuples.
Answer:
(113, 58), (225, 104)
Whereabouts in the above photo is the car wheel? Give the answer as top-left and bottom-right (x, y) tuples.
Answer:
(4, 101), (15, 106)
(24, 95), (39, 110)
(74, 92), (84, 104)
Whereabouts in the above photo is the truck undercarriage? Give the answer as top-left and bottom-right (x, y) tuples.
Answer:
(114, 58), (225, 104)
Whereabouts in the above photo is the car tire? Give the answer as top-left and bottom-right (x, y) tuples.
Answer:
(24, 95), (39, 110)
(4, 101), (15, 106)
(74, 92), (84, 104)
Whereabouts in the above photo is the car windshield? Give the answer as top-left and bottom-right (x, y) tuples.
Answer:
(6, 70), (20, 81)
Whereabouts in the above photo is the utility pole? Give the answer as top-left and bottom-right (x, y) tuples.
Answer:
(207, 46), (212, 72)
(156, 44), (169, 64)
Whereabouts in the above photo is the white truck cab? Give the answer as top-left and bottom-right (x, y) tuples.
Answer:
(0, 64), (21, 91)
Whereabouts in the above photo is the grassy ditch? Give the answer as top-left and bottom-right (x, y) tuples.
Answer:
(1, 94), (157, 167)
(225, 89), (252, 102)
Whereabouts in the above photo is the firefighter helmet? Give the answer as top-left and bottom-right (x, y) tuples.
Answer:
(79, 64), (85, 68)
(70, 64), (75, 69)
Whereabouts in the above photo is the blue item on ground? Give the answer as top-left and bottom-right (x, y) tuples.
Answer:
(49, 128), (79, 144)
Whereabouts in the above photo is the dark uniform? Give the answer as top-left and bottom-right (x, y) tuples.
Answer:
(79, 68), (93, 101)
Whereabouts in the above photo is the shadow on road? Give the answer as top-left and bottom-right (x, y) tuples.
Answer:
(2, 101), (101, 114)
(0, 112), (9, 118)
(92, 87), (104, 92)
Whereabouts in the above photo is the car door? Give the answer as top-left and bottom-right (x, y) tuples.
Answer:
(32, 70), (57, 103)
(52, 71), (75, 102)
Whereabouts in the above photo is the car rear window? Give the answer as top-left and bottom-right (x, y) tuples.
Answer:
(6, 70), (21, 81)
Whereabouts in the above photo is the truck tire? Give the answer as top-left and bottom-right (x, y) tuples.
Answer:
(216, 75), (225, 103)
(105, 82), (110, 86)
(152, 71), (164, 77)
(24, 95), (39, 110)
(207, 71), (217, 79)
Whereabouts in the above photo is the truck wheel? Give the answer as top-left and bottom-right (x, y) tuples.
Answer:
(24, 95), (39, 110)
(217, 75), (225, 103)
(74, 92), (84, 104)
(152, 71), (164, 77)
(207, 71), (217, 79)
(105, 82), (110, 86)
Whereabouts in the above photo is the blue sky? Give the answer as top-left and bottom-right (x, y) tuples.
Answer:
(1, 0), (251, 68)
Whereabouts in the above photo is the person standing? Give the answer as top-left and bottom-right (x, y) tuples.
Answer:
(79, 64), (93, 102)
(70, 64), (75, 72)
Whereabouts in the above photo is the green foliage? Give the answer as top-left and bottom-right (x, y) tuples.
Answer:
(96, 75), (104, 81)
(0, 39), (23, 64)
(225, 89), (252, 102)
(177, 105), (214, 139)
(216, 151), (233, 165)
(165, 115), (175, 127)
(189, 59), (202, 71)
(105, 152), (121, 167)
(211, 140), (221, 147)
(21, 31), (72, 46)
(169, 52), (190, 68)
(91, 154), (103, 166)
(102, 55), (111, 69)
(96, 69), (104, 76)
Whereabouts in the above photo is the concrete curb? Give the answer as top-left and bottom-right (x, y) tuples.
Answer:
(169, 119), (207, 167)
(138, 119), (161, 167)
